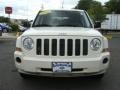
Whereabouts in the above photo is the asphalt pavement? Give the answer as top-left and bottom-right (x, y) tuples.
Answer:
(0, 36), (120, 90)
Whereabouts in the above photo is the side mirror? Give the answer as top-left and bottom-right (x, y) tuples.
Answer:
(29, 20), (33, 23)
(94, 21), (101, 28)
(22, 20), (33, 28)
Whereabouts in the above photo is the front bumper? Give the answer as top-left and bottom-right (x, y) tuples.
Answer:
(14, 52), (110, 77)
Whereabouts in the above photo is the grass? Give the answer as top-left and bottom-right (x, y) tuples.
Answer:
(9, 31), (22, 36)
(104, 35), (112, 40)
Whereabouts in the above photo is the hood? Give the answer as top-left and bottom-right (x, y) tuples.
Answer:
(22, 27), (102, 37)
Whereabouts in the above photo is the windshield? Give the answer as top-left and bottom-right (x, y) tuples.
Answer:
(32, 10), (92, 28)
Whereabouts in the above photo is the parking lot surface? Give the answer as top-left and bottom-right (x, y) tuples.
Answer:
(0, 37), (120, 90)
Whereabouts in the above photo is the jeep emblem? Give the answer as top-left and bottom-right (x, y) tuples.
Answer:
(59, 33), (67, 35)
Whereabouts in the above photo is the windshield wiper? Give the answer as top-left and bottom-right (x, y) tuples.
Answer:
(33, 24), (82, 27)
(56, 24), (81, 27)
(33, 24), (52, 27)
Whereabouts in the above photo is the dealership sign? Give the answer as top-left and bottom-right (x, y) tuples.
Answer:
(5, 7), (12, 14)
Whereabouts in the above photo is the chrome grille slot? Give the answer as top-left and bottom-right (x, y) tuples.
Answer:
(36, 39), (42, 55)
(67, 39), (73, 56)
(83, 39), (88, 56)
(52, 39), (57, 56)
(44, 39), (49, 55)
(59, 39), (65, 56)
(75, 39), (81, 56)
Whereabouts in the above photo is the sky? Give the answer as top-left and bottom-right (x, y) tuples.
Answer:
(0, 0), (109, 20)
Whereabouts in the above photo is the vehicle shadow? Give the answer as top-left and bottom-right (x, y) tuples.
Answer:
(21, 76), (104, 90)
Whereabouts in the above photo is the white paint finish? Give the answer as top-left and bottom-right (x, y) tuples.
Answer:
(22, 27), (102, 37)
(14, 9), (110, 77)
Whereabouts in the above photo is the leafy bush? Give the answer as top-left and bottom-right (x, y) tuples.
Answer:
(0, 16), (10, 23)
(10, 24), (19, 32)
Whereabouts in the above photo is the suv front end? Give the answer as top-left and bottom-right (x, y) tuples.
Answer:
(14, 9), (110, 78)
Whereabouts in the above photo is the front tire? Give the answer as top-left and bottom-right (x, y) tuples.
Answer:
(19, 73), (32, 79)
(93, 73), (105, 80)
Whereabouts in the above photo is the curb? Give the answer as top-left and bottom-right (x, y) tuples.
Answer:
(0, 37), (16, 40)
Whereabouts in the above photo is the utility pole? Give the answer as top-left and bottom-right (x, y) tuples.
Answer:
(61, 0), (64, 9)
(41, 0), (44, 10)
(41, 4), (44, 10)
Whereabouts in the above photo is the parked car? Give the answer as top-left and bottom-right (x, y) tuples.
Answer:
(0, 26), (2, 36)
(18, 25), (28, 32)
(0, 23), (12, 33)
(14, 9), (110, 79)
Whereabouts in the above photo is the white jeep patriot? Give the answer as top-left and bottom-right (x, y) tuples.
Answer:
(14, 9), (110, 79)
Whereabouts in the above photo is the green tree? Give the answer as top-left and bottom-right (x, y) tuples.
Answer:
(10, 24), (19, 32)
(0, 16), (10, 23)
(105, 0), (120, 14)
(75, 0), (106, 22)
(75, 0), (93, 10)
(87, 1), (105, 22)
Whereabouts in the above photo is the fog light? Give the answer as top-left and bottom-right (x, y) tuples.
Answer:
(103, 58), (108, 64)
(102, 48), (109, 53)
(16, 57), (21, 63)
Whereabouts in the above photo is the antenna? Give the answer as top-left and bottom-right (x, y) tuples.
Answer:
(61, 0), (64, 9)
(41, 4), (44, 10)
(27, 0), (29, 20)
(41, 0), (44, 10)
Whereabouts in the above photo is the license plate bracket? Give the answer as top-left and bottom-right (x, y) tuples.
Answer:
(52, 62), (72, 73)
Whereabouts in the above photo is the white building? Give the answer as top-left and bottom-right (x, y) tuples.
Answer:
(101, 14), (120, 30)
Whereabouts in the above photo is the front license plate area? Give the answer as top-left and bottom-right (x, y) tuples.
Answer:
(52, 62), (72, 73)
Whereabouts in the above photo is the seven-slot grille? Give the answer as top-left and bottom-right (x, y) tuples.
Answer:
(36, 39), (88, 56)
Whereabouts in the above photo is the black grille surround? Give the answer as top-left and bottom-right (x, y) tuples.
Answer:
(36, 39), (88, 56)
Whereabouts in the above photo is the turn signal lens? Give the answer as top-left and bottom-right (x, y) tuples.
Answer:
(16, 47), (22, 52)
(102, 48), (109, 53)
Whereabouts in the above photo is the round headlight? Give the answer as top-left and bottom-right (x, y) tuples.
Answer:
(90, 38), (101, 51)
(23, 37), (34, 50)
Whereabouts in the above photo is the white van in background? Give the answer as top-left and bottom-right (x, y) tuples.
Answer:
(101, 14), (120, 30)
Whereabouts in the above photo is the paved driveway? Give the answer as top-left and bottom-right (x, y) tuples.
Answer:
(0, 37), (119, 90)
